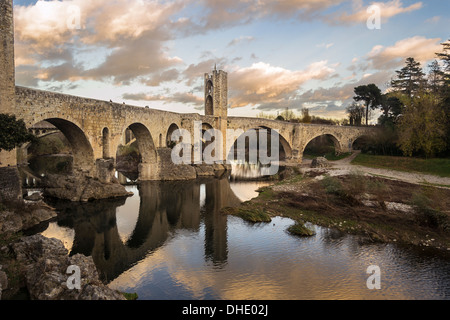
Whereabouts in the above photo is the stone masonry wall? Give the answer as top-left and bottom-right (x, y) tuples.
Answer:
(0, 167), (22, 201)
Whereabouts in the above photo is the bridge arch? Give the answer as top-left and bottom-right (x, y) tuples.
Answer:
(226, 126), (292, 162)
(302, 133), (344, 158)
(124, 123), (157, 165)
(30, 118), (95, 174)
(166, 123), (180, 148)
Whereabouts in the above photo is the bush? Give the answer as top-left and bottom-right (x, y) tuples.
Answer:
(410, 192), (449, 230)
(320, 174), (363, 206)
(321, 175), (344, 195)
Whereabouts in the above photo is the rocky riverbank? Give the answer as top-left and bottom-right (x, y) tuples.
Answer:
(1, 234), (126, 300)
(0, 193), (130, 300)
(41, 172), (133, 202)
(223, 166), (450, 253)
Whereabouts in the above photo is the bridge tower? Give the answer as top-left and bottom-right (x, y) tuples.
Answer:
(204, 65), (228, 119)
(0, 0), (22, 200)
(204, 66), (228, 161)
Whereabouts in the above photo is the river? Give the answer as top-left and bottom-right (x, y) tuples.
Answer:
(23, 164), (450, 300)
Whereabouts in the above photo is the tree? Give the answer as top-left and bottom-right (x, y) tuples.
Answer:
(391, 57), (425, 97)
(346, 102), (365, 126)
(378, 93), (403, 127)
(427, 60), (445, 94)
(300, 108), (312, 123)
(353, 84), (382, 125)
(0, 113), (35, 152)
(396, 91), (447, 158)
(435, 39), (450, 155)
(436, 39), (450, 75)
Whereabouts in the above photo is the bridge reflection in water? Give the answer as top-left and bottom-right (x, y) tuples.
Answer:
(43, 176), (243, 283)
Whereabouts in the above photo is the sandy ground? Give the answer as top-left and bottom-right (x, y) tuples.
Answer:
(301, 152), (450, 189)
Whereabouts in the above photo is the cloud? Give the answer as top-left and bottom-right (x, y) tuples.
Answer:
(229, 61), (336, 108)
(366, 36), (442, 70)
(327, 0), (423, 25)
(14, 0), (184, 85)
(123, 91), (203, 106)
(317, 43), (334, 49)
(227, 36), (255, 47)
(252, 69), (393, 118)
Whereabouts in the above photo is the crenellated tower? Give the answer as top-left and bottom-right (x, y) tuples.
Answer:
(204, 66), (228, 161)
(204, 66), (228, 119)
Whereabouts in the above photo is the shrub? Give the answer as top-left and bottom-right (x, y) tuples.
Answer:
(321, 175), (344, 195)
(410, 192), (449, 230)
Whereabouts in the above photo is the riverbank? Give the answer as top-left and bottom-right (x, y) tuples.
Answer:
(223, 160), (450, 253)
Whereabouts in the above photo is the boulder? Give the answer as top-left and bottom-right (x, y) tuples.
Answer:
(311, 157), (330, 168)
(42, 173), (133, 202)
(25, 192), (43, 201)
(12, 235), (125, 300)
(0, 202), (57, 234)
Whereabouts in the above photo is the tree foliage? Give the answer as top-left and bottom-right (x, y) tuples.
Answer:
(353, 84), (382, 125)
(0, 113), (35, 152)
(378, 93), (402, 127)
(396, 92), (447, 158)
(391, 57), (425, 97)
(353, 39), (450, 158)
(346, 102), (365, 126)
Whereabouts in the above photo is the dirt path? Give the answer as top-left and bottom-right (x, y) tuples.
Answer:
(301, 152), (450, 189)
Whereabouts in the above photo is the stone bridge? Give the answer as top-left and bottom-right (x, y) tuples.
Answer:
(11, 85), (374, 181)
(0, 0), (376, 186)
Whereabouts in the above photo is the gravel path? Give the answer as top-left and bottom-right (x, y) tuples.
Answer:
(301, 152), (450, 189)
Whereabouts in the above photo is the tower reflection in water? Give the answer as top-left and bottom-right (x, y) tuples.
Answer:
(45, 176), (242, 283)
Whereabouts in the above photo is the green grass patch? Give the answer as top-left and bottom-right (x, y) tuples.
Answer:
(121, 292), (139, 300)
(351, 153), (450, 178)
(234, 208), (272, 223)
(287, 223), (316, 237)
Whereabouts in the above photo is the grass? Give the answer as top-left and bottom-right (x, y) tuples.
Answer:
(234, 208), (272, 223)
(351, 153), (450, 178)
(287, 222), (316, 237)
(121, 292), (139, 300)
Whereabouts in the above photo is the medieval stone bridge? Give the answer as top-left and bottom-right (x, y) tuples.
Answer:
(12, 84), (374, 181)
(0, 0), (375, 185)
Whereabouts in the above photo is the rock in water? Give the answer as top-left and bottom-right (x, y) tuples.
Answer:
(12, 235), (125, 300)
(42, 173), (133, 202)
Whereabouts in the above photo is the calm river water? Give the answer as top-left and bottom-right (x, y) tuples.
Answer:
(34, 173), (450, 300)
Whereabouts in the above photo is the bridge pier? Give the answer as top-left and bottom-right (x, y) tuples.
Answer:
(138, 163), (161, 181)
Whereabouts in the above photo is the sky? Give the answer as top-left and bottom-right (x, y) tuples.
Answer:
(12, 0), (450, 120)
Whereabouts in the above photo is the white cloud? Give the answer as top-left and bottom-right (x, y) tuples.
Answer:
(229, 61), (336, 108)
(367, 36), (442, 70)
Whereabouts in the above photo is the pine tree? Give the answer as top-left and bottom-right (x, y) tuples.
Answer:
(353, 84), (382, 125)
(435, 39), (450, 156)
(391, 57), (425, 97)
(427, 60), (445, 94)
